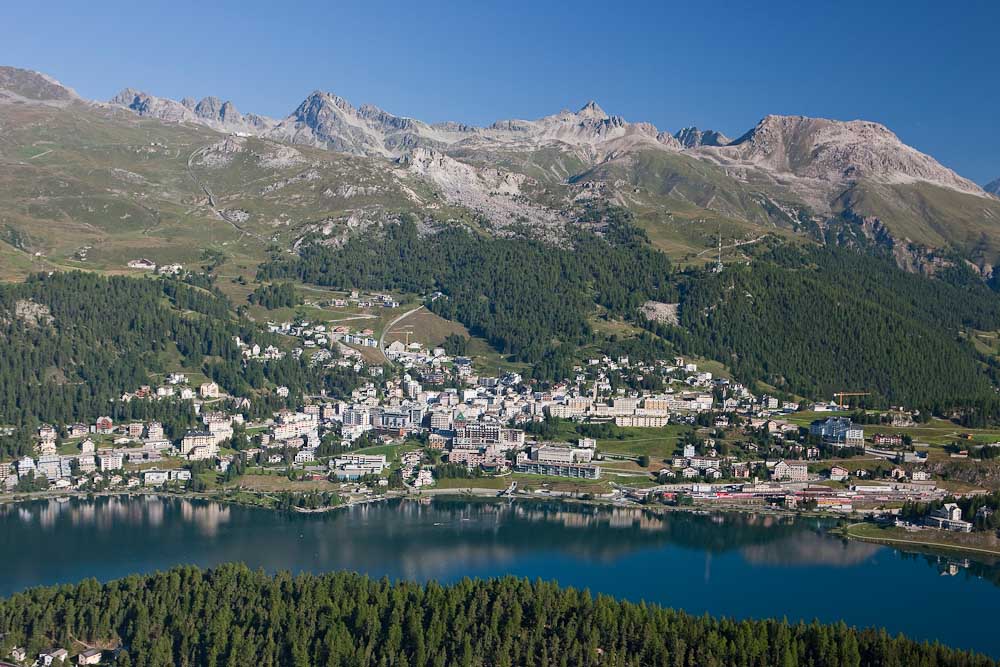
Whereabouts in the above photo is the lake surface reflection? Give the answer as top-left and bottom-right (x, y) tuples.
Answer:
(2, 496), (998, 656)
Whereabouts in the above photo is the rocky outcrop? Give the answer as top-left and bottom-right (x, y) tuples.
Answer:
(111, 88), (193, 123)
(109, 89), (275, 134)
(674, 126), (730, 148)
(398, 147), (567, 235)
(986, 178), (1000, 196)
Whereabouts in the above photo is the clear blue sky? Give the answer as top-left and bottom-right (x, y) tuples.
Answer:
(3, 0), (998, 182)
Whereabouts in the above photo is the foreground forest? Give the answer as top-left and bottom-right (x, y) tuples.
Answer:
(0, 564), (993, 667)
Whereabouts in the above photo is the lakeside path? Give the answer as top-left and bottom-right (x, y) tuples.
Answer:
(841, 522), (1000, 558)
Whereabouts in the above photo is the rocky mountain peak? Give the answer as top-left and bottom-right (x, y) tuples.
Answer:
(577, 100), (608, 120)
(986, 178), (1000, 196)
(193, 96), (224, 120)
(110, 88), (193, 123)
(714, 114), (984, 196)
(674, 126), (731, 148)
(0, 66), (79, 104)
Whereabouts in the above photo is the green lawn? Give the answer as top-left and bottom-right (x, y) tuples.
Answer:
(595, 425), (691, 460)
(845, 522), (1000, 557)
(353, 440), (424, 463)
(542, 421), (692, 461)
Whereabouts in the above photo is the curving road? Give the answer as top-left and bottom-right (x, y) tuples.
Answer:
(378, 305), (424, 363)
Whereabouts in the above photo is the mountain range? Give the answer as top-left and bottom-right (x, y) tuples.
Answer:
(1, 64), (999, 278)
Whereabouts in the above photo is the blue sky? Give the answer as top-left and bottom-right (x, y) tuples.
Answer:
(3, 0), (998, 182)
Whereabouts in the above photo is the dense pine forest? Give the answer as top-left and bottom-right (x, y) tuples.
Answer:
(0, 272), (247, 427)
(0, 563), (993, 667)
(656, 245), (1000, 414)
(0, 272), (359, 459)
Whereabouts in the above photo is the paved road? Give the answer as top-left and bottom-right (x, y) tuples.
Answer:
(378, 305), (424, 363)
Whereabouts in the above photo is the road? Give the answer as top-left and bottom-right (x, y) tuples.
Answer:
(378, 305), (424, 363)
(186, 145), (266, 242)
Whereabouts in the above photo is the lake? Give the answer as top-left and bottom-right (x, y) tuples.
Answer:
(2, 496), (999, 656)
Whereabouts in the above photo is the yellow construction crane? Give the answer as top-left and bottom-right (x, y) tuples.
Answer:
(833, 391), (871, 409)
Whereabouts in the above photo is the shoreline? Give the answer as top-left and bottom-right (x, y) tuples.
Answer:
(835, 522), (1000, 558)
(5, 486), (999, 562)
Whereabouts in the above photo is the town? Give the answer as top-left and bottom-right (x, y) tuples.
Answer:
(3, 314), (994, 538)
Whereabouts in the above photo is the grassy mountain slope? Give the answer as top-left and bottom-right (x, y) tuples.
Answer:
(0, 102), (448, 278)
(0, 102), (248, 272)
(568, 149), (803, 259)
(835, 180), (1000, 265)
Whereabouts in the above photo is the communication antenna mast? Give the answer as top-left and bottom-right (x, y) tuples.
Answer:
(714, 225), (724, 273)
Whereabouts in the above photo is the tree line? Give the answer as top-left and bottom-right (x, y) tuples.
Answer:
(0, 563), (992, 667)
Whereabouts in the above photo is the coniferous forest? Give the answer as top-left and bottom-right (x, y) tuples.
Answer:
(260, 215), (1000, 416)
(0, 564), (993, 667)
(0, 272), (359, 459)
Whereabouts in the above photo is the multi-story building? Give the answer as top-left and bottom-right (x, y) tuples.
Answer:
(330, 454), (387, 480)
(514, 454), (601, 480)
(97, 450), (124, 472)
(95, 416), (114, 434)
(772, 460), (808, 482)
(187, 444), (219, 461)
(77, 455), (96, 474)
(36, 455), (62, 481)
(181, 431), (215, 456)
(615, 415), (669, 428)
(809, 418), (864, 448)
(146, 422), (164, 441)
(453, 423), (524, 450)
(429, 411), (452, 431)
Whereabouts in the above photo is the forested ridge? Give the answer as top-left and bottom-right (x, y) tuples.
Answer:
(656, 245), (1000, 413)
(0, 563), (993, 667)
(0, 272), (250, 427)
